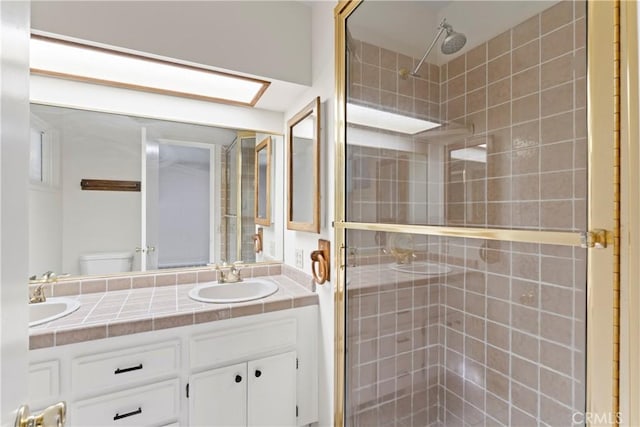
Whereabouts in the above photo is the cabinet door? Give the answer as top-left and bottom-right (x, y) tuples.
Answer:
(247, 351), (296, 427)
(189, 362), (247, 427)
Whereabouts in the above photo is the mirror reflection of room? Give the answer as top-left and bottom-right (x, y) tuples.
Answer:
(28, 104), (280, 278)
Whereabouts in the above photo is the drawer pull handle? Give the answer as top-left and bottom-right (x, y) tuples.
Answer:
(113, 407), (142, 421)
(235, 374), (242, 383)
(114, 363), (143, 375)
(255, 369), (262, 378)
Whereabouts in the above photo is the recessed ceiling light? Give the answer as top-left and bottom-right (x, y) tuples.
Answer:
(30, 35), (270, 107)
(347, 103), (441, 135)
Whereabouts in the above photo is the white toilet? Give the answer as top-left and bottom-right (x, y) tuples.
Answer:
(79, 252), (134, 275)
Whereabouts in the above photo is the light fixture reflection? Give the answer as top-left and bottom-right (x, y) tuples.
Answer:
(347, 103), (441, 135)
(30, 35), (270, 107)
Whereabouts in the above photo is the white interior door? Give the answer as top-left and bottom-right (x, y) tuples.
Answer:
(1, 1), (31, 425)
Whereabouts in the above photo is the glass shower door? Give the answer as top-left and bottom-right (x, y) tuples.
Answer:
(336, 0), (617, 425)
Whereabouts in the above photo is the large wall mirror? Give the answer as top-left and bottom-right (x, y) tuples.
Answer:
(287, 97), (320, 233)
(28, 103), (283, 278)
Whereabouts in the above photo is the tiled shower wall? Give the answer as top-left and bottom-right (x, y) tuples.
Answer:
(345, 1), (587, 426)
(441, 0), (586, 231)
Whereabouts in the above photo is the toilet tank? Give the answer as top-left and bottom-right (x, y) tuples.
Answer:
(79, 252), (134, 276)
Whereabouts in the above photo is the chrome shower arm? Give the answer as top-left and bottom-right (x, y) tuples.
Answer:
(411, 25), (446, 77)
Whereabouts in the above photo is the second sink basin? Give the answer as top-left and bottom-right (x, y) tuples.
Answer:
(188, 279), (278, 304)
(29, 297), (81, 327)
(390, 261), (452, 276)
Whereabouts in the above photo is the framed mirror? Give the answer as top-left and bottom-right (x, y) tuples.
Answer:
(254, 136), (271, 226)
(287, 97), (320, 233)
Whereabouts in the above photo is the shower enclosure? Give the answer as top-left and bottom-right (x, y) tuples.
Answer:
(335, 1), (617, 426)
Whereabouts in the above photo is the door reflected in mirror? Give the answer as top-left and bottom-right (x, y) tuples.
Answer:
(28, 104), (283, 278)
(287, 97), (320, 233)
(255, 136), (271, 226)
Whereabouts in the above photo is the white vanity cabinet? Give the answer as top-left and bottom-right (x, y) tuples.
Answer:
(28, 306), (318, 427)
(189, 351), (296, 427)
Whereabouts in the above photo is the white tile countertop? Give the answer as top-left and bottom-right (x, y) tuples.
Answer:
(29, 274), (317, 350)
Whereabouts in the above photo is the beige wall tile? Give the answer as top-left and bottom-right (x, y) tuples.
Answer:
(466, 88), (486, 114)
(362, 64), (380, 89)
(447, 75), (465, 100)
(487, 345), (509, 376)
(541, 53), (573, 89)
(488, 78), (511, 107)
(488, 54), (511, 84)
(541, 112), (573, 144)
(513, 15), (540, 48)
(381, 48), (397, 70)
(447, 55), (466, 80)
(511, 407), (537, 427)
(488, 31), (511, 60)
(575, 17), (586, 48)
(511, 382), (538, 417)
(488, 103), (511, 130)
(540, 340), (572, 375)
(541, 200), (573, 229)
(398, 74), (414, 97)
(362, 42), (380, 66)
(380, 69), (397, 93)
(512, 93), (539, 124)
(541, 171), (573, 199)
(541, 312), (573, 344)
(541, 141), (573, 172)
(542, 24), (574, 62)
(511, 356), (538, 389)
(512, 66), (539, 98)
(542, 82), (573, 116)
(512, 40), (540, 74)
(540, 395), (574, 426)
(447, 96), (465, 120)
(466, 65), (486, 92)
(541, 0), (574, 34)
(486, 369), (509, 400)
(466, 43), (487, 70)
(512, 330), (539, 362)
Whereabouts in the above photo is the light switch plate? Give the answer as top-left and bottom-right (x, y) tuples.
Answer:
(295, 249), (304, 269)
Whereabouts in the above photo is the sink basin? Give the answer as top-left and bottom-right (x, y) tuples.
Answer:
(390, 262), (452, 276)
(29, 297), (81, 327)
(188, 279), (279, 303)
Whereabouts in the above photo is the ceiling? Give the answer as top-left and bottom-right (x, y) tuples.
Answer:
(348, 0), (557, 65)
(31, 104), (239, 146)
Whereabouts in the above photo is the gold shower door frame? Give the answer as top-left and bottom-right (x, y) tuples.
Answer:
(333, 1), (623, 425)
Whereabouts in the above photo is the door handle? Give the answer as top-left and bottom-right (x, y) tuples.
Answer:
(15, 402), (66, 427)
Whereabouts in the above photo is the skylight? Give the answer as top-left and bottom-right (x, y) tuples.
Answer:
(30, 35), (270, 107)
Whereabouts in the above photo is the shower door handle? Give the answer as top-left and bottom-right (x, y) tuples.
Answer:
(580, 229), (610, 248)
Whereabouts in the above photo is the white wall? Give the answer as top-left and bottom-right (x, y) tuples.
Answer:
(61, 122), (141, 275)
(283, 2), (336, 425)
(31, 1), (312, 86)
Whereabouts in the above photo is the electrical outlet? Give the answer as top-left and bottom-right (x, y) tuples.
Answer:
(295, 249), (304, 269)
(269, 241), (276, 256)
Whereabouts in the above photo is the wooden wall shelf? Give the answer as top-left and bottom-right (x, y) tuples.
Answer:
(80, 179), (141, 192)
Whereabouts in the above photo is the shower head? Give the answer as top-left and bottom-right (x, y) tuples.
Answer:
(399, 18), (467, 79)
(441, 26), (467, 54)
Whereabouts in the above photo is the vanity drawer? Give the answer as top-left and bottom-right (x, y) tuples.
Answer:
(190, 318), (296, 369)
(72, 340), (180, 393)
(71, 378), (180, 427)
